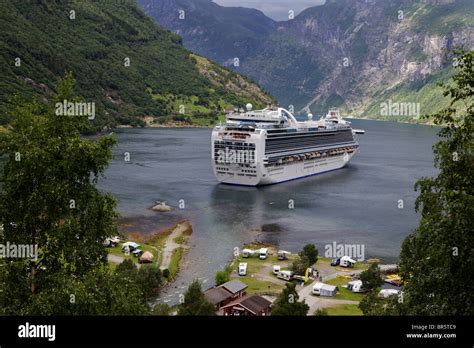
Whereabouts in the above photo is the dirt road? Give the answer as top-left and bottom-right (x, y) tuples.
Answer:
(159, 221), (190, 270)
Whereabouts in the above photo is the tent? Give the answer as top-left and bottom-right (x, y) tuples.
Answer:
(139, 251), (153, 263)
(122, 241), (140, 250)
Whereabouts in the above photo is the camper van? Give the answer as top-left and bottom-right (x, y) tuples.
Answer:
(347, 280), (365, 293)
(277, 270), (294, 281)
(104, 236), (121, 247)
(312, 282), (337, 297)
(272, 265), (281, 275)
(259, 248), (268, 260)
(277, 250), (291, 260)
(339, 255), (356, 267)
(238, 263), (247, 276)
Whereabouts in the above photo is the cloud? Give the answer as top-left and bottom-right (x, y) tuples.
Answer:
(213, 0), (326, 21)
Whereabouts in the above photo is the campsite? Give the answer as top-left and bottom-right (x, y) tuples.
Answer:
(220, 243), (382, 315)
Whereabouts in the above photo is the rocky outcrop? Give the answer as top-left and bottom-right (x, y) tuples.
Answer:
(139, 0), (474, 118)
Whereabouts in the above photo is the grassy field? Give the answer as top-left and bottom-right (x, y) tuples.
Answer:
(173, 235), (187, 245)
(326, 277), (365, 301)
(107, 242), (158, 263)
(234, 274), (285, 295)
(168, 247), (183, 280)
(227, 245), (303, 295)
(335, 262), (370, 271)
(324, 304), (363, 316)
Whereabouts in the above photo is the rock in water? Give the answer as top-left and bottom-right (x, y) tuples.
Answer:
(152, 202), (172, 212)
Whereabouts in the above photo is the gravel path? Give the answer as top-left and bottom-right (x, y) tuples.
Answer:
(159, 221), (190, 270)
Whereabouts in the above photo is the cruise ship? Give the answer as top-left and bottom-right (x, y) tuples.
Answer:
(211, 106), (362, 186)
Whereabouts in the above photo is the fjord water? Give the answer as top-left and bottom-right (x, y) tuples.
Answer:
(98, 119), (438, 300)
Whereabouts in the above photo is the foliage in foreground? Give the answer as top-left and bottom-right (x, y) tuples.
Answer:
(359, 264), (384, 293)
(0, 75), (159, 314)
(271, 283), (309, 316)
(397, 48), (474, 315)
(178, 280), (215, 316)
(360, 48), (474, 316)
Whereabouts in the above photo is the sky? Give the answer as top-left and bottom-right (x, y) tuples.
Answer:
(213, 0), (326, 21)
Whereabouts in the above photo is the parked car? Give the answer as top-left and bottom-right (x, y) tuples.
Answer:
(330, 257), (340, 266)
(238, 263), (247, 276)
(132, 249), (144, 257)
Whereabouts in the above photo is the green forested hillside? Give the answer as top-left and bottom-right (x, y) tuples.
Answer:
(0, 0), (274, 129)
(360, 70), (453, 122)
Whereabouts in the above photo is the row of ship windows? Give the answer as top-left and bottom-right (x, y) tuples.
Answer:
(265, 138), (354, 153)
(214, 161), (256, 168)
(214, 141), (255, 148)
(215, 167), (256, 174)
(216, 171), (257, 177)
(268, 147), (356, 166)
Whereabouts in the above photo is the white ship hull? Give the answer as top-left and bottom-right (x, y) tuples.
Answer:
(212, 106), (362, 186)
(213, 150), (357, 186)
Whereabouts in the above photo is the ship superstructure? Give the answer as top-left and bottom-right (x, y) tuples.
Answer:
(211, 106), (361, 186)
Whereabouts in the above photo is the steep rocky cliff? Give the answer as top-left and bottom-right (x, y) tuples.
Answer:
(139, 0), (474, 120)
(137, 0), (276, 66)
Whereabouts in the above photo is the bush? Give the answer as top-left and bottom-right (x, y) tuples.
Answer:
(215, 265), (232, 286)
(314, 308), (328, 316)
(153, 303), (171, 316)
(172, 115), (186, 122)
(359, 263), (383, 292)
(215, 271), (230, 286)
(116, 259), (138, 279)
(300, 244), (318, 266)
(162, 269), (170, 279)
(291, 255), (310, 276)
(137, 266), (162, 300)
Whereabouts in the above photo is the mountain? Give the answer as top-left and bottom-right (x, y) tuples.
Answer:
(0, 0), (274, 129)
(139, 0), (474, 121)
(137, 0), (277, 66)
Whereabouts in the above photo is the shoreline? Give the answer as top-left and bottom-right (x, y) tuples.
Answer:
(115, 124), (211, 129)
(108, 219), (193, 284)
(113, 116), (439, 131)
